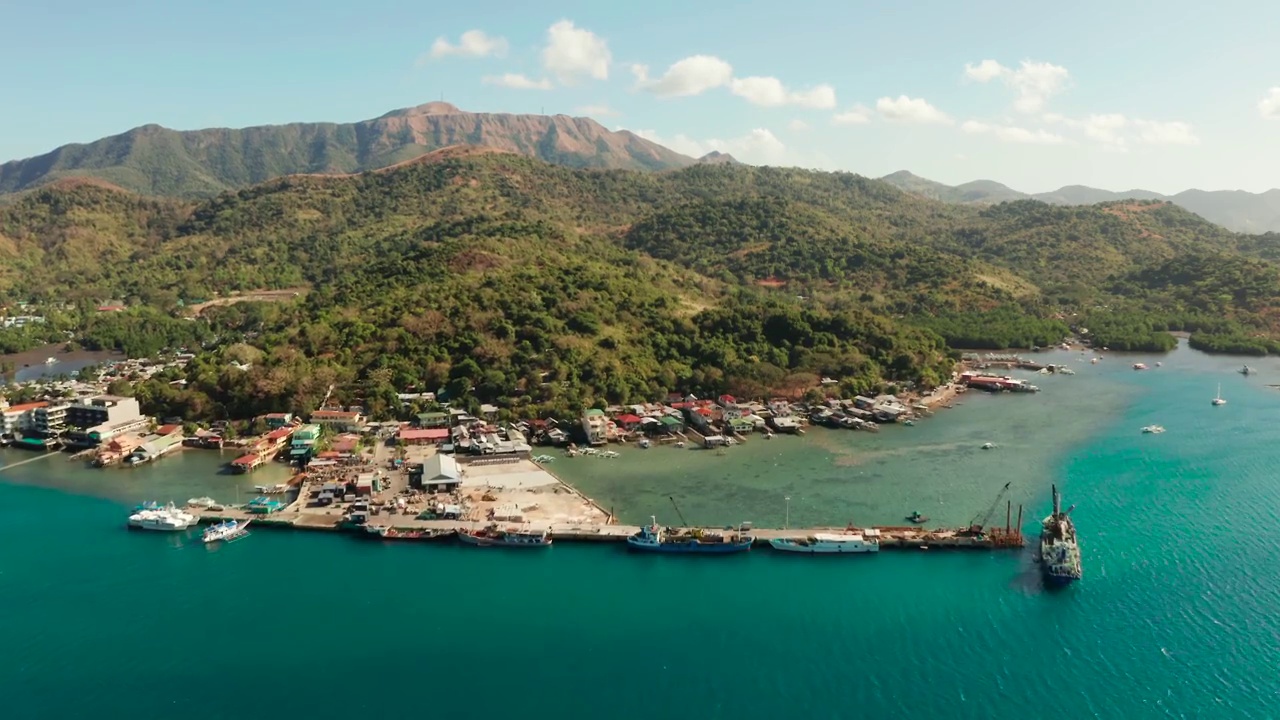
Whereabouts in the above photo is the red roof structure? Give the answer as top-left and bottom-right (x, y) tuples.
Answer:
(398, 428), (448, 442)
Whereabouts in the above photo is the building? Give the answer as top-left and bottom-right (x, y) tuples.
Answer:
(414, 453), (462, 493)
(67, 395), (141, 430)
(582, 408), (609, 446)
(416, 411), (449, 428)
(310, 409), (365, 433)
(127, 432), (184, 464)
(1, 401), (48, 435)
(289, 423), (321, 462)
(398, 428), (449, 446)
(260, 412), (295, 429)
(32, 403), (69, 436)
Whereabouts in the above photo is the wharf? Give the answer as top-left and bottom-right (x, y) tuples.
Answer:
(189, 507), (1021, 550)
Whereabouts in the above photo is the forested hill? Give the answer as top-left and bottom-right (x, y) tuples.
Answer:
(3, 153), (1280, 419)
(0, 103), (694, 199)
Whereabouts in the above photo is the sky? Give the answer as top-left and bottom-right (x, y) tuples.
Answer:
(3, 0), (1279, 194)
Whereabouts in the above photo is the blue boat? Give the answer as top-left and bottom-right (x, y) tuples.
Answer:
(626, 516), (753, 554)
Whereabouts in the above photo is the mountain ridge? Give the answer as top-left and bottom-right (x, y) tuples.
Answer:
(880, 170), (1280, 234)
(0, 104), (697, 199)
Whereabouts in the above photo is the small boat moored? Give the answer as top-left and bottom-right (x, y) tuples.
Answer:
(202, 519), (251, 543)
(626, 516), (753, 554)
(770, 531), (880, 554)
(365, 525), (456, 541)
(905, 510), (929, 524)
(458, 524), (552, 547)
(127, 502), (196, 531)
(1141, 425), (1166, 434)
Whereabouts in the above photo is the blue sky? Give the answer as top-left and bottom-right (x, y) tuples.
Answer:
(3, 0), (1279, 193)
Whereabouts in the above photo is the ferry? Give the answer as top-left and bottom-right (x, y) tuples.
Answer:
(458, 524), (552, 547)
(202, 519), (251, 543)
(127, 503), (196, 531)
(1038, 485), (1082, 585)
(365, 525), (455, 541)
(626, 517), (753, 554)
(770, 532), (879, 554)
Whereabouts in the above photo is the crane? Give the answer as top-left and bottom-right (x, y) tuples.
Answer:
(966, 481), (1012, 535)
(667, 496), (689, 527)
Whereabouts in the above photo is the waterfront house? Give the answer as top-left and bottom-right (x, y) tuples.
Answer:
(310, 409), (365, 433)
(658, 414), (684, 434)
(582, 408), (609, 445)
(261, 412), (295, 429)
(615, 413), (643, 432)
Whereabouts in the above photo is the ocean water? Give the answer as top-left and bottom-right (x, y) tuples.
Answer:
(3, 343), (1280, 719)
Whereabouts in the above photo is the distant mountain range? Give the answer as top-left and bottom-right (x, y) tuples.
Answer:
(0, 102), (700, 199)
(879, 171), (1280, 234)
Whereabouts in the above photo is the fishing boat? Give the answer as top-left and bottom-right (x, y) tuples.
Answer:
(1038, 484), (1082, 585)
(905, 510), (929, 524)
(364, 525), (455, 541)
(770, 532), (879, 554)
(1240, 365), (1255, 375)
(458, 524), (552, 547)
(1213, 384), (1227, 406)
(127, 503), (196, 531)
(626, 516), (753, 554)
(202, 519), (250, 543)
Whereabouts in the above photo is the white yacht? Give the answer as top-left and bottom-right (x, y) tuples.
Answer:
(1213, 384), (1227, 406)
(770, 532), (880, 554)
(128, 503), (196, 531)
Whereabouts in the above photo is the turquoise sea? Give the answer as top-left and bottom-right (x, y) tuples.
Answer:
(3, 342), (1280, 719)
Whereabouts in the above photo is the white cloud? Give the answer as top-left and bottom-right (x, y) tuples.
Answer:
(1132, 119), (1199, 146)
(963, 59), (1006, 82)
(633, 55), (734, 98)
(576, 104), (618, 117)
(632, 127), (787, 165)
(482, 73), (552, 90)
(428, 30), (508, 60)
(541, 20), (610, 85)
(788, 119), (810, 131)
(876, 96), (953, 125)
(831, 105), (871, 125)
(728, 76), (837, 108)
(961, 120), (1065, 145)
(963, 59), (1070, 113)
(1042, 112), (1197, 149)
(1259, 87), (1280, 119)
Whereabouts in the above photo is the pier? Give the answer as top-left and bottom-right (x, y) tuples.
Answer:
(188, 506), (1023, 550)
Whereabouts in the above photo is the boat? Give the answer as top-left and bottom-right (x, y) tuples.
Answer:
(1141, 425), (1166, 434)
(638, 438), (651, 449)
(202, 519), (251, 543)
(626, 516), (753, 554)
(187, 496), (217, 508)
(44, 357), (57, 365)
(1038, 484), (1082, 585)
(1240, 365), (1255, 375)
(127, 502), (196, 531)
(1090, 357), (1099, 364)
(770, 532), (879, 554)
(458, 524), (552, 547)
(905, 510), (929, 524)
(1213, 384), (1227, 406)
(902, 419), (915, 426)
(982, 442), (997, 450)
(1155, 362), (1163, 367)
(365, 525), (456, 541)
(1132, 363), (1148, 370)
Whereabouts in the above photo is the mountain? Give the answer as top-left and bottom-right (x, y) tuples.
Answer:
(697, 151), (741, 165)
(4, 155), (1280, 419)
(0, 102), (696, 199)
(879, 171), (1280, 234)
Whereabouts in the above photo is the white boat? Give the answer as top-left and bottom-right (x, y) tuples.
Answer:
(1132, 363), (1148, 370)
(202, 518), (251, 543)
(1142, 425), (1166, 434)
(982, 442), (997, 450)
(128, 503), (196, 531)
(1213, 384), (1227, 406)
(44, 357), (57, 365)
(187, 496), (217, 508)
(638, 438), (651, 449)
(770, 532), (880, 554)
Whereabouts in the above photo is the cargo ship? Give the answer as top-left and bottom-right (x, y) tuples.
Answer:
(1038, 485), (1082, 585)
(626, 517), (753, 554)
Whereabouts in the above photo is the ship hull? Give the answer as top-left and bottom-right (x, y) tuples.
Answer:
(458, 532), (551, 548)
(626, 538), (752, 554)
(769, 540), (878, 554)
